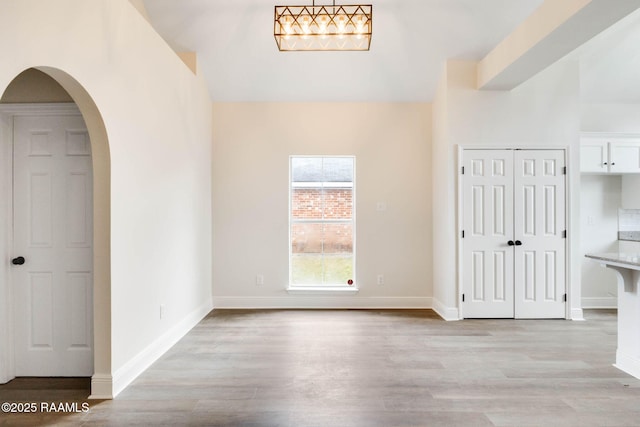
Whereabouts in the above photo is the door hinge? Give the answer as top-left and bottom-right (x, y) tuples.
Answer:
(563, 166), (567, 175)
(462, 294), (465, 302)
(461, 166), (465, 175)
(563, 293), (567, 302)
(462, 230), (465, 238)
(562, 230), (567, 238)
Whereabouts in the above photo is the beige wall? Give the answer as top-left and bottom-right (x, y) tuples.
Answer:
(212, 102), (432, 307)
(0, 0), (212, 398)
(1, 68), (73, 103)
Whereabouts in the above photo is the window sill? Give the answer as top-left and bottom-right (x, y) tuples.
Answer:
(286, 286), (359, 295)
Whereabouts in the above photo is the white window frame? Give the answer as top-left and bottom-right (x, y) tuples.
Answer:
(288, 155), (357, 293)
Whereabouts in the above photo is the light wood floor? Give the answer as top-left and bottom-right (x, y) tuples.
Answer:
(1, 309), (639, 426)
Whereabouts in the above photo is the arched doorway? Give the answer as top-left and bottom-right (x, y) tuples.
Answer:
(0, 67), (111, 398)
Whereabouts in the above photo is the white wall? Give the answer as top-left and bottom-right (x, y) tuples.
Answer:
(431, 67), (453, 318)
(0, 0), (212, 397)
(581, 104), (640, 133)
(580, 175), (621, 307)
(212, 103), (432, 308)
(432, 59), (583, 319)
(622, 175), (640, 209)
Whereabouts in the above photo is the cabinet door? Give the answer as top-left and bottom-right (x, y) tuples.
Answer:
(610, 141), (640, 173)
(580, 139), (608, 173)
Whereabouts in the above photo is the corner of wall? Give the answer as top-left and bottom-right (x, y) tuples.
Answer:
(177, 52), (198, 75)
(431, 298), (460, 321)
(128, 0), (152, 23)
(110, 298), (212, 398)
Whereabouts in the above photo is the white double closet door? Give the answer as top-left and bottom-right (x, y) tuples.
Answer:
(462, 149), (566, 319)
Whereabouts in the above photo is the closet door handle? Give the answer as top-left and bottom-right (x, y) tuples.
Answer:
(507, 240), (515, 246)
(515, 240), (522, 246)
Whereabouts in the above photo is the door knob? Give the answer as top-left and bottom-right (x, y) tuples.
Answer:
(11, 256), (25, 265)
(515, 240), (522, 246)
(508, 240), (515, 246)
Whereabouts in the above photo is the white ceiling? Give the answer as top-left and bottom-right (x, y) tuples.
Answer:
(143, 0), (546, 102)
(578, 8), (640, 103)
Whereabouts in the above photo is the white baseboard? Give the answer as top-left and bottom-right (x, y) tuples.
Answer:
(212, 296), (432, 309)
(581, 297), (617, 309)
(89, 374), (114, 399)
(615, 350), (640, 380)
(111, 298), (213, 398)
(431, 298), (459, 321)
(570, 308), (585, 321)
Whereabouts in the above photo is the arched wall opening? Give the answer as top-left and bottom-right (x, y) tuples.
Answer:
(0, 67), (112, 398)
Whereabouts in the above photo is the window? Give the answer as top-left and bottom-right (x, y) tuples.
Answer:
(289, 156), (355, 288)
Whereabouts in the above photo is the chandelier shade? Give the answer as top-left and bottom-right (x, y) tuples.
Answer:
(274, 3), (372, 51)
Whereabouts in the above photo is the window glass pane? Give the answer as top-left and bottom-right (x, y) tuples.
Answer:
(292, 188), (322, 220)
(323, 223), (353, 254)
(290, 156), (354, 287)
(323, 187), (352, 220)
(322, 157), (354, 182)
(291, 254), (323, 285)
(322, 255), (353, 285)
(291, 223), (323, 253)
(292, 157), (323, 183)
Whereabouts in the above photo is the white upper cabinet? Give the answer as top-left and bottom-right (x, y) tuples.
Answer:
(581, 134), (640, 174)
(611, 141), (640, 173)
(580, 138), (608, 173)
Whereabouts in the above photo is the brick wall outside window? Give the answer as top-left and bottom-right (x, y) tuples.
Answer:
(292, 188), (352, 219)
(291, 188), (353, 253)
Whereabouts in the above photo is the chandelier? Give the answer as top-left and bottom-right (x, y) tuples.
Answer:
(274, 2), (373, 51)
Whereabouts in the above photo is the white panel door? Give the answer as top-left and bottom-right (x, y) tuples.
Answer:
(12, 114), (93, 376)
(513, 150), (566, 319)
(462, 150), (515, 318)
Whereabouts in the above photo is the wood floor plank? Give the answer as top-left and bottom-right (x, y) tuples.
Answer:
(1, 309), (639, 426)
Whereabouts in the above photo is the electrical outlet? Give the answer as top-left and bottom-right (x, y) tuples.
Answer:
(377, 274), (384, 285)
(256, 274), (264, 286)
(160, 304), (166, 319)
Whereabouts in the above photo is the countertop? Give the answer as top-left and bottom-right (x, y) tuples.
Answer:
(619, 231), (640, 242)
(585, 252), (640, 269)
